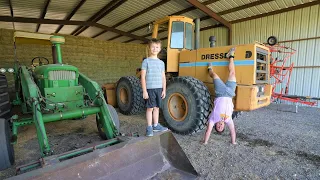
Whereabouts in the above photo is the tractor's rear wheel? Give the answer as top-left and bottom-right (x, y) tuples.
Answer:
(96, 105), (120, 140)
(0, 74), (12, 121)
(0, 118), (14, 170)
(162, 76), (211, 135)
(116, 76), (144, 115)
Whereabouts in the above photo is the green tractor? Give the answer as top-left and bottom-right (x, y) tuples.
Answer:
(0, 33), (120, 171)
(0, 32), (198, 179)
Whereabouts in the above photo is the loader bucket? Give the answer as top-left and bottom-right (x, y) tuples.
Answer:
(9, 131), (198, 180)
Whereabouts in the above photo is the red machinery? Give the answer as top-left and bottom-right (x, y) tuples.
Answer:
(266, 36), (319, 107)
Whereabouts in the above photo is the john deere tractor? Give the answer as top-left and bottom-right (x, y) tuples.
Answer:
(0, 32), (199, 179)
(0, 33), (119, 171)
(115, 16), (272, 135)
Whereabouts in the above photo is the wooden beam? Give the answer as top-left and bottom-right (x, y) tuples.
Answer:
(106, 0), (219, 41)
(7, 0), (14, 29)
(123, 15), (223, 43)
(231, 1), (320, 24)
(36, 0), (51, 32)
(198, 0), (276, 22)
(92, 0), (170, 38)
(8, 0), (14, 17)
(0, 16), (149, 42)
(71, 0), (119, 35)
(187, 0), (231, 29)
(171, 0), (219, 15)
(200, 24), (224, 31)
(0, 16), (95, 25)
(72, 0), (126, 36)
(171, 6), (196, 16)
(55, 0), (86, 33)
(108, 35), (122, 41)
(135, 24), (224, 43)
(123, 39), (135, 43)
(220, 0), (274, 15)
(203, 0), (220, 5)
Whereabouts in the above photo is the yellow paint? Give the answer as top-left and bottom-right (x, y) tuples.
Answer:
(14, 31), (52, 45)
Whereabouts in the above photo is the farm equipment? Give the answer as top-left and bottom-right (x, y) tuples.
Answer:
(115, 16), (272, 134)
(0, 32), (198, 179)
(266, 39), (319, 110)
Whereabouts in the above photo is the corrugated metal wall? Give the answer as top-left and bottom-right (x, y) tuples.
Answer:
(200, 27), (229, 48)
(200, 5), (320, 107)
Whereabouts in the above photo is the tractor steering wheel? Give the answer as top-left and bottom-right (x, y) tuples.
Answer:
(31, 57), (49, 67)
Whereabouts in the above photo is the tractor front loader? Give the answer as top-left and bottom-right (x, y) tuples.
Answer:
(0, 32), (198, 179)
(115, 16), (272, 135)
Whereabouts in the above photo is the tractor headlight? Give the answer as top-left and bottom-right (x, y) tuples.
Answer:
(8, 68), (14, 73)
(0, 68), (6, 73)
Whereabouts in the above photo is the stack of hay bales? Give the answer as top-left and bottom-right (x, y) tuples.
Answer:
(61, 34), (146, 85)
(0, 28), (146, 94)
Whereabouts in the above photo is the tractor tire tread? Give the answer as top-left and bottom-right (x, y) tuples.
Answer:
(163, 76), (212, 135)
(0, 118), (14, 170)
(116, 76), (144, 115)
(0, 75), (11, 121)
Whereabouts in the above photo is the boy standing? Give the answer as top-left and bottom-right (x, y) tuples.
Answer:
(203, 47), (237, 145)
(141, 38), (168, 137)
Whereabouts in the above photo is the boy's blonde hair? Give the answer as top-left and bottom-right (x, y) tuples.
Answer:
(146, 38), (162, 57)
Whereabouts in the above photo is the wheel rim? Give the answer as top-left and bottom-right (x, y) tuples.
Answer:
(168, 93), (188, 121)
(120, 88), (128, 104)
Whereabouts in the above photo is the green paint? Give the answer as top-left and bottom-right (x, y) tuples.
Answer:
(58, 139), (118, 161)
(51, 36), (64, 64)
(10, 34), (117, 161)
(55, 44), (62, 64)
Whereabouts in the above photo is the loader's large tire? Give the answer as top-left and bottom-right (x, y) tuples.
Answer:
(0, 74), (11, 121)
(96, 105), (120, 140)
(116, 76), (144, 115)
(162, 76), (211, 135)
(0, 118), (14, 170)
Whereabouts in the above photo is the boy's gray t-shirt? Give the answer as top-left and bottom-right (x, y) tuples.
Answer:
(141, 58), (165, 89)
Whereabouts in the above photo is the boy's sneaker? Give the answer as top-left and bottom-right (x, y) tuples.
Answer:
(153, 124), (168, 132)
(226, 47), (236, 58)
(207, 62), (212, 71)
(146, 126), (153, 137)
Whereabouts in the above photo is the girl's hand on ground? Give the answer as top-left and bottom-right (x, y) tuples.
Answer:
(161, 91), (166, 99)
(143, 91), (149, 99)
(200, 139), (208, 145)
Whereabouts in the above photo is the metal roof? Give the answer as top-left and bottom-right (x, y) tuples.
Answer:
(0, 0), (318, 43)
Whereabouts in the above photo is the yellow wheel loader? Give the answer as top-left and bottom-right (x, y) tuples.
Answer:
(115, 16), (272, 134)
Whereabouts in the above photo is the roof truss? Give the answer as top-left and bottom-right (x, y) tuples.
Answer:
(0, 16), (149, 42)
(55, 0), (86, 33)
(36, 0), (51, 32)
(71, 0), (126, 36)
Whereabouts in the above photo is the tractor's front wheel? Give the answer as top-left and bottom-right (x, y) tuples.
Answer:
(116, 76), (144, 115)
(96, 105), (120, 140)
(162, 76), (211, 135)
(0, 118), (14, 170)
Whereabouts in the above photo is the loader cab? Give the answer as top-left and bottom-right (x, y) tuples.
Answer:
(152, 16), (194, 73)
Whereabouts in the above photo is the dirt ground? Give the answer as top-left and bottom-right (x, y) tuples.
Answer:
(0, 103), (319, 180)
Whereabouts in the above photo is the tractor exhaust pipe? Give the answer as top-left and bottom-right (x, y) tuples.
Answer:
(209, 36), (216, 47)
(50, 36), (65, 64)
(195, 18), (200, 50)
(52, 45), (57, 64)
